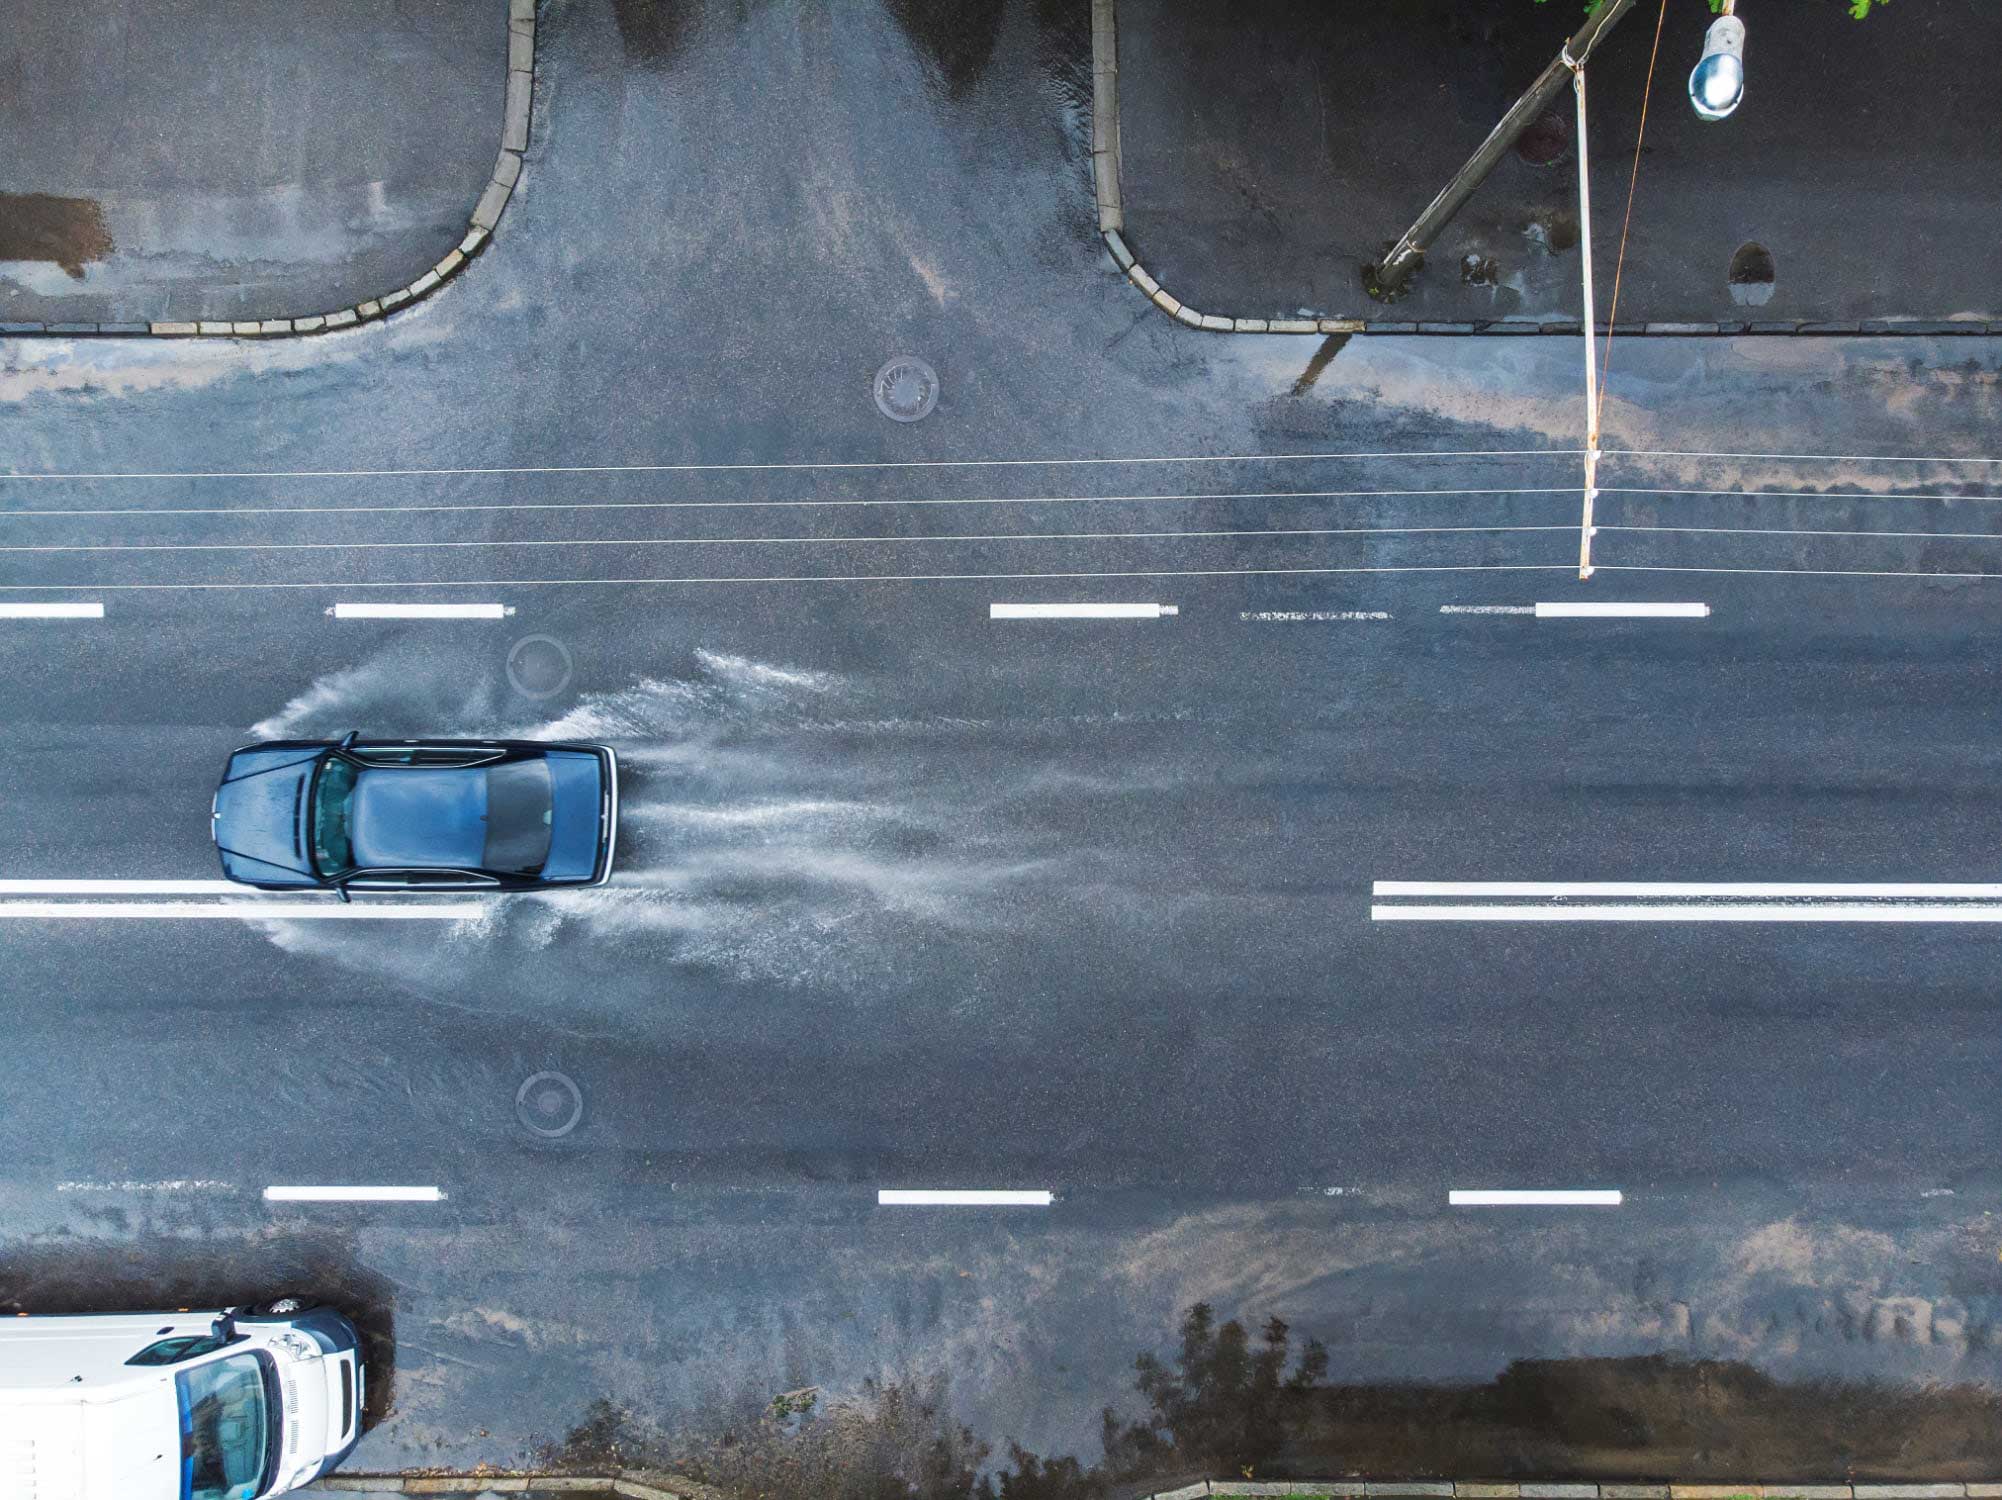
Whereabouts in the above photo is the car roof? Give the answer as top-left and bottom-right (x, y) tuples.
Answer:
(349, 767), (489, 871)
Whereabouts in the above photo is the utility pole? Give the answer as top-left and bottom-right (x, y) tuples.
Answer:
(1369, 0), (1638, 300)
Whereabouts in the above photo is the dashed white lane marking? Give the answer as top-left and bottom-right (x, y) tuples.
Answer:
(991, 603), (1177, 619)
(1374, 881), (2002, 899)
(1534, 601), (1711, 618)
(0, 902), (483, 920)
(877, 1189), (1054, 1206)
(57, 1180), (234, 1193)
(0, 601), (102, 618)
(1451, 1189), (1622, 1206)
(330, 602), (511, 619)
(1440, 604), (1535, 615)
(264, 1185), (444, 1203)
(1241, 610), (1391, 621)
(1374, 904), (2002, 923)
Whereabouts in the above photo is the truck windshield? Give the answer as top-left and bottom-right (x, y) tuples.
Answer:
(176, 1351), (272, 1500)
(310, 754), (358, 875)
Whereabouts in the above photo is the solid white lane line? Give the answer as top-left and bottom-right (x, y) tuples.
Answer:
(1440, 604), (1534, 615)
(1372, 904), (2002, 923)
(330, 602), (509, 619)
(1534, 601), (1710, 618)
(877, 1190), (1054, 1206)
(2, 447), (1584, 482)
(0, 564), (1581, 593)
(5, 485), (1583, 519)
(264, 1185), (443, 1203)
(0, 877), (270, 889)
(1451, 1189), (1622, 1206)
(1607, 448), (2002, 465)
(0, 902), (484, 920)
(1602, 486), (2002, 504)
(1241, 610), (1390, 621)
(0, 601), (102, 618)
(992, 603), (1176, 619)
(1373, 881), (2002, 899)
(0, 522), (1571, 554)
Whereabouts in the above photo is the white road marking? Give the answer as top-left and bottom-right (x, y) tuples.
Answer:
(264, 1185), (444, 1203)
(3, 447), (1583, 483)
(330, 602), (510, 619)
(1450, 1189), (1622, 1206)
(7, 485), (1581, 520)
(0, 879), (317, 895)
(0, 601), (102, 618)
(991, 602), (1177, 619)
(1533, 601), (1710, 618)
(1373, 904), (2002, 923)
(0, 563), (1579, 594)
(1241, 610), (1390, 621)
(0, 902), (483, 920)
(1608, 447), (2002, 465)
(1440, 604), (1534, 615)
(877, 1189), (1054, 1206)
(2, 521), (1567, 554)
(57, 1180), (234, 1193)
(1374, 881), (2002, 899)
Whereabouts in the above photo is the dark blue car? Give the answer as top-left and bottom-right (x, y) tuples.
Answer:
(212, 733), (618, 895)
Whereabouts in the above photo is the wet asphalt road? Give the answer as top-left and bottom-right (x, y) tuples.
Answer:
(5, 0), (2002, 1482)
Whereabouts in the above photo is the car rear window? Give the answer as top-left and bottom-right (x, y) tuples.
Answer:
(483, 758), (554, 873)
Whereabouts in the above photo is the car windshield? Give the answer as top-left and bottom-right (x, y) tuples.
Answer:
(310, 753), (359, 875)
(176, 1351), (271, 1500)
(484, 757), (554, 873)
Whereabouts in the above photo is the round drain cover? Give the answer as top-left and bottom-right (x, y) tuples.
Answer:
(515, 1071), (584, 1138)
(506, 635), (574, 699)
(873, 357), (939, 423)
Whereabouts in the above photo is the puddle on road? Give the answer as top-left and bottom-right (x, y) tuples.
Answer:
(882, 0), (1006, 99)
(1289, 332), (1351, 397)
(0, 192), (114, 278)
(530, 1302), (2002, 1489)
(1730, 241), (1778, 307)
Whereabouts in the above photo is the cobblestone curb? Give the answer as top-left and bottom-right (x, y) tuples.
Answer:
(1087, 0), (1999, 338)
(308, 1470), (721, 1498)
(0, 0), (536, 342)
(1148, 1484), (2002, 1499)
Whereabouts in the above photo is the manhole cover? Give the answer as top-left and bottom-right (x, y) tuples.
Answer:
(506, 635), (574, 699)
(873, 357), (939, 423)
(515, 1071), (584, 1138)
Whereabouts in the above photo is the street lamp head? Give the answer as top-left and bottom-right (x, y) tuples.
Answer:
(1689, 13), (1747, 120)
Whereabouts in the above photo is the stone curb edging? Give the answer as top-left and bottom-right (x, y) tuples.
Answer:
(307, 1474), (705, 1498)
(305, 1478), (2002, 1500)
(1086, 0), (1998, 338)
(0, 0), (536, 341)
(1144, 1483), (2002, 1500)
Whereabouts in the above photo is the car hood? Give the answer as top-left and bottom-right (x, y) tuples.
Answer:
(213, 749), (324, 886)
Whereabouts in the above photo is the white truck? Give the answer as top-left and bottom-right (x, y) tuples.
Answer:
(0, 1302), (364, 1499)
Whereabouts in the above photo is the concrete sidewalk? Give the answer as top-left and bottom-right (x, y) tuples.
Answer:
(0, 0), (504, 326)
(1113, 0), (2002, 329)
